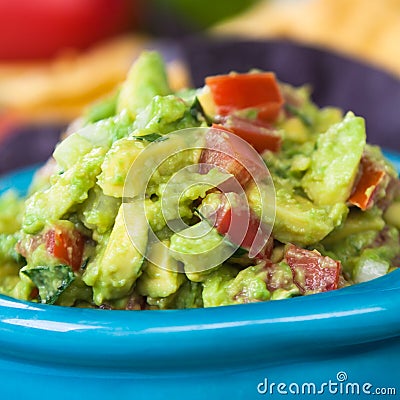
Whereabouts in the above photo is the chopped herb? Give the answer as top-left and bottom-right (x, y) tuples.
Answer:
(133, 133), (168, 142)
(22, 265), (75, 305)
(232, 247), (248, 257)
(193, 208), (208, 222)
(190, 97), (213, 126)
(284, 103), (312, 127)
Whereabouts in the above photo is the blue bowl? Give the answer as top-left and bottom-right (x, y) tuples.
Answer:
(1, 40), (400, 400)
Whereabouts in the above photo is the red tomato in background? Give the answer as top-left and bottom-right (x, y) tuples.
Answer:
(0, 0), (140, 60)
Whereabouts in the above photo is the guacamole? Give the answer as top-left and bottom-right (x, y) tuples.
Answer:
(0, 51), (399, 309)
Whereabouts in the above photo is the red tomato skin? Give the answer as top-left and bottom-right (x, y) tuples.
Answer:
(220, 116), (282, 153)
(0, 0), (137, 60)
(45, 227), (85, 271)
(349, 155), (386, 211)
(199, 125), (266, 188)
(205, 72), (284, 122)
(285, 244), (341, 294)
(207, 192), (271, 258)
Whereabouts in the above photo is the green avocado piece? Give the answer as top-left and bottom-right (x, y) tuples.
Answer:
(202, 265), (239, 307)
(0, 233), (23, 265)
(0, 190), (24, 234)
(23, 147), (107, 234)
(202, 264), (272, 307)
(117, 51), (171, 119)
(170, 220), (234, 278)
(98, 137), (146, 197)
(53, 111), (132, 171)
(133, 94), (199, 136)
(202, 262), (300, 307)
(83, 202), (148, 305)
(136, 241), (185, 298)
(322, 208), (385, 246)
(147, 279), (203, 310)
(78, 185), (121, 234)
(272, 180), (348, 246)
(302, 112), (366, 205)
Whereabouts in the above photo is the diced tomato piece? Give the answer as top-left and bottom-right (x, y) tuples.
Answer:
(45, 226), (85, 271)
(29, 287), (39, 300)
(199, 125), (266, 189)
(203, 192), (271, 258)
(205, 72), (283, 122)
(211, 198), (232, 236)
(349, 155), (386, 211)
(260, 235), (274, 260)
(285, 244), (341, 294)
(219, 115), (282, 153)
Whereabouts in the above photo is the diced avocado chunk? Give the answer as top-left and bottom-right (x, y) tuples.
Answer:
(136, 241), (185, 298)
(159, 166), (232, 222)
(0, 234), (22, 264)
(226, 264), (271, 304)
(83, 202), (148, 305)
(322, 217), (399, 280)
(78, 185), (121, 234)
(0, 190), (24, 234)
(314, 107), (343, 134)
(170, 220), (233, 277)
(272, 181), (348, 246)
(385, 201), (400, 229)
(53, 112), (133, 171)
(117, 51), (171, 119)
(23, 147), (107, 234)
(202, 265), (238, 307)
(323, 208), (385, 246)
(203, 264), (273, 307)
(123, 133), (198, 198)
(202, 262), (299, 307)
(53, 133), (96, 172)
(147, 279), (203, 309)
(0, 263), (21, 298)
(98, 137), (146, 197)
(133, 94), (198, 136)
(302, 112), (366, 205)
(280, 116), (310, 143)
(28, 150), (105, 228)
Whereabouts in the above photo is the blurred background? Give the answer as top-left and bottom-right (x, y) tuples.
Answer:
(1, 0), (399, 173)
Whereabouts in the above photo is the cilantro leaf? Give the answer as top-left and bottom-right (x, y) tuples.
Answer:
(190, 97), (213, 125)
(133, 133), (168, 142)
(22, 265), (75, 305)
